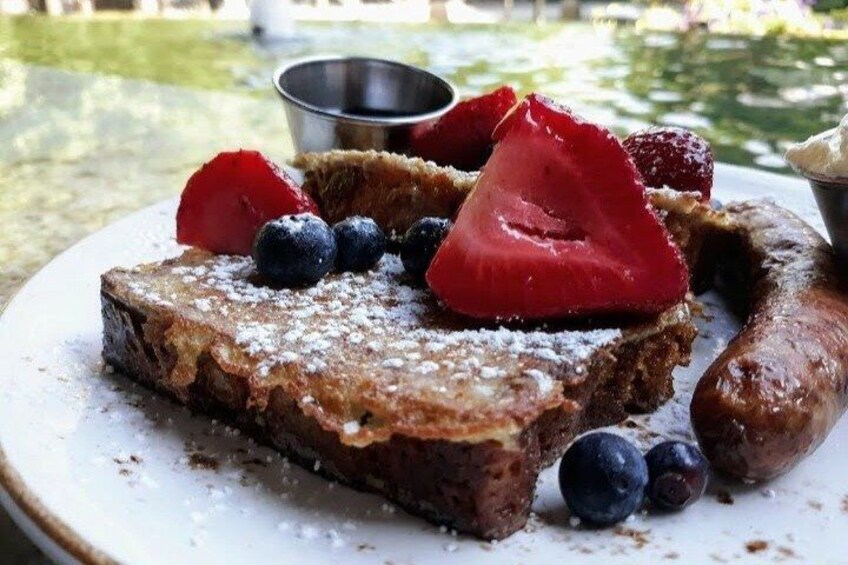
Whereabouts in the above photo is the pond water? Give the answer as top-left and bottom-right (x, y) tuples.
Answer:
(1, 16), (846, 172)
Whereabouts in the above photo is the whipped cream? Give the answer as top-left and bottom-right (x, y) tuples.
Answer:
(785, 113), (848, 180)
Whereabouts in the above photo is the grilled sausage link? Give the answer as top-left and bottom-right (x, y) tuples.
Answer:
(691, 200), (848, 480)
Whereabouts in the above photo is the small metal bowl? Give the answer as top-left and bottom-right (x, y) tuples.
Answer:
(273, 57), (456, 154)
(805, 173), (848, 266)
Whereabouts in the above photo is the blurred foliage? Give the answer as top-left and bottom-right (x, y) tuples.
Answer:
(825, 7), (848, 22)
(683, 0), (829, 36)
(0, 15), (252, 90)
(813, 0), (848, 12)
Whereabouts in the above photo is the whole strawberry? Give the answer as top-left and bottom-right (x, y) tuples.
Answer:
(623, 127), (713, 202)
(410, 86), (518, 171)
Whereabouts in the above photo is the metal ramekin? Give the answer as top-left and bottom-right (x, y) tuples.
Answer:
(806, 173), (848, 266)
(273, 57), (457, 154)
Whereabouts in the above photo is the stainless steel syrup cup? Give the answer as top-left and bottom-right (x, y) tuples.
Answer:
(273, 57), (456, 154)
(806, 174), (848, 266)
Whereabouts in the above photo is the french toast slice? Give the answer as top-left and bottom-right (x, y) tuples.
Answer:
(293, 151), (733, 290)
(293, 150), (476, 238)
(102, 249), (696, 540)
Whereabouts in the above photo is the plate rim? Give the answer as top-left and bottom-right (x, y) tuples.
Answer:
(0, 444), (114, 565)
(0, 194), (175, 565)
(0, 163), (813, 563)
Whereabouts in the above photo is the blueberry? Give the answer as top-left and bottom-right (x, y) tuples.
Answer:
(333, 216), (386, 272)
(400, 217), (452, 282)
(645, 441), (709, 511)
(253, 213), (337, 287)
(710, 198), (723, 211)
(559, 432), (648, 526)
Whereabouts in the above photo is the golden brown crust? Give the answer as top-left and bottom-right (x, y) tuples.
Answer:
(691, 200), (848, 480)
(647, 188), (735, 292)
(294, 150), (476, 237)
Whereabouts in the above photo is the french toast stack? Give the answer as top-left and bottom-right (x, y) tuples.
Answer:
(101, 149), (730, 539)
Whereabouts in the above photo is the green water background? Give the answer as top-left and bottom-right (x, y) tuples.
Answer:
(1, 15), (847, 172)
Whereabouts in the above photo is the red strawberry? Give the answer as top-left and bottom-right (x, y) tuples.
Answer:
(176, 150), (319, 256)
(426, 94), (688, 321)
(623, 127), (713, 202)
(410, 85), (518, 171)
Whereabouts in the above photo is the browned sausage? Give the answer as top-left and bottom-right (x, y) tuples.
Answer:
(691, 200), (848, 481)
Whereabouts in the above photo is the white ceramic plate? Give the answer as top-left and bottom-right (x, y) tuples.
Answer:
(1, 164), (845, 564)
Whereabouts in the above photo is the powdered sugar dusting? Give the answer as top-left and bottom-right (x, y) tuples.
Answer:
(123, 253), (624, 416)
(128, 281), (172, 307)
(342, 421), (361, 435)
(524, 369), (554, 394)
(271, 213), (320, 234)
(235, 323), (278, 356)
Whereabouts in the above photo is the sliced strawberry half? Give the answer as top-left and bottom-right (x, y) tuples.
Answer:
(176, 150), (319, 256)
(410, 85), (518, 171)
(623, 127), (714, 202)
(426, 94), (688, 321)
